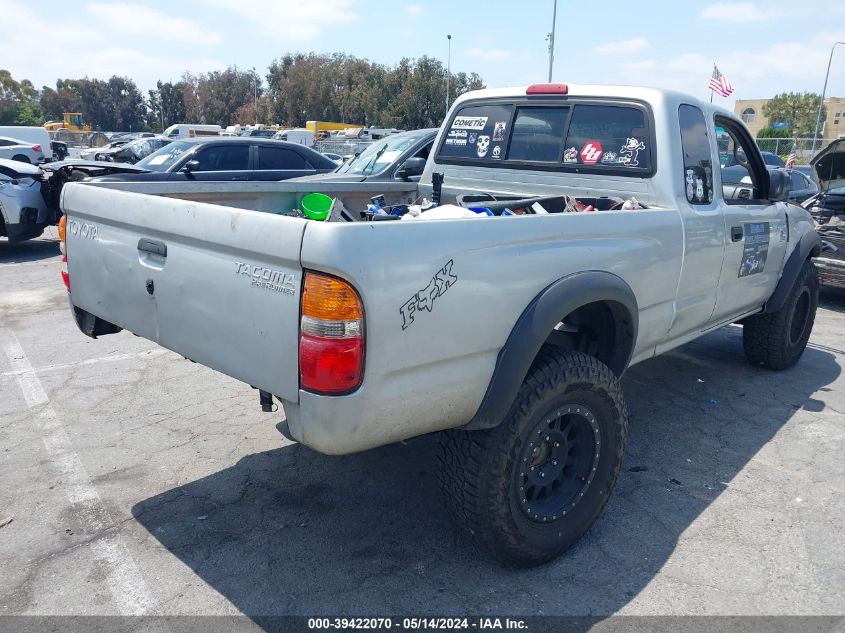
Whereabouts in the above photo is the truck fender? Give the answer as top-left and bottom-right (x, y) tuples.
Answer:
(462, 271), (638, 431)
(762, 230), (821, 314)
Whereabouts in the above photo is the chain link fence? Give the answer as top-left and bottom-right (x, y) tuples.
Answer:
(754, 138), (835, 165)
(47, 129), (112, 148)
(314, 139), (374, 157)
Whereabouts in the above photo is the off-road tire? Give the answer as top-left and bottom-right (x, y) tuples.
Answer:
(11, 154), (30, 163)
(438, 349), (628, 566)
(743, 259), (818, 370)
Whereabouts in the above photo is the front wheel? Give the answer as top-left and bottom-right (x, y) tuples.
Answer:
(438, 350), (628, 566)
(743, 259), (818, 370)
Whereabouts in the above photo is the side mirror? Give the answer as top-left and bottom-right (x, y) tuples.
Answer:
(183, 160), (200, 173)
(767, 169), (789, 202)
(396, 157), (426, 181)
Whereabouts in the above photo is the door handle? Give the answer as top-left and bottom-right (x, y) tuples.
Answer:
(138, 238), (167, 257)
(731, 226), (744, 242)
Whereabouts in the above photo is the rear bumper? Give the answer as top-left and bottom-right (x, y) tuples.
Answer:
(813, 257), (845, 289)
(3, 220), (49, 242)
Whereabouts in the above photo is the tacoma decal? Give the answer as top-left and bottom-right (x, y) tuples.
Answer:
(400, 260), (458, 330)
(235, 262), (296, 295)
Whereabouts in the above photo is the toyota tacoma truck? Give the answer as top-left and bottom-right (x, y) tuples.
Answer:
(60, 84), (821, 566)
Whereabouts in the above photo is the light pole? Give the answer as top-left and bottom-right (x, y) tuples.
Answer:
(251, 66), (258, 126)
(446, 34), (452, 110)
(547, 0), (557, 82)
(812, 41), (844, 153)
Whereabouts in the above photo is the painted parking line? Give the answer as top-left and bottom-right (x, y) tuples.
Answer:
(2, 329), (154, 616)
(0, 348), (168, 378)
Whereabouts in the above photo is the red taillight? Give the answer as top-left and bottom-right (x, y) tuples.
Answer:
(32, 144), (42, 153)
(61, 255), (70, 292)
(299, 335), (363, 393)
(526, 83), (569, 95)
(299, 272), (364, 394)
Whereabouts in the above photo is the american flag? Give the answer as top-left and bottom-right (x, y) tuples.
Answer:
(708, 65), (733, 98)
(785, 143), (797, 171)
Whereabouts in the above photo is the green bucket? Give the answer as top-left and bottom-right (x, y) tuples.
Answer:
(301, 193), (334, 221)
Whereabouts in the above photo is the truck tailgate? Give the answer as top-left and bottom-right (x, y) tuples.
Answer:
(62, 183), (305, 401)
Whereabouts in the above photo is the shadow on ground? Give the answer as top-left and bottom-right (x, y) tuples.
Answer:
(132, 326), (840, 622)
(820, 286), (845, 314)
(0, 237), (59, 264)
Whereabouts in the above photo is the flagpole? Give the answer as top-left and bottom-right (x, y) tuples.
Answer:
(710, 62), (715, 103)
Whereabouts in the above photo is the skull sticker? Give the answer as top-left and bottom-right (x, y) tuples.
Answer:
(476, 135), (491, 158)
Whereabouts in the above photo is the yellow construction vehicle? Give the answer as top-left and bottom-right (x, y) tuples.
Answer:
(44, 113), (92, 133)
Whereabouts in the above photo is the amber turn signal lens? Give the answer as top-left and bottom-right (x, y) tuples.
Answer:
(58, 215), (67, 242)
(302, 273), (363, 321)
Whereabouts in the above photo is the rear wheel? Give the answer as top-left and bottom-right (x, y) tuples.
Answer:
(438, 350), (628, 566)
(11, 154), (30, 163)
(743, 259), (818, 369)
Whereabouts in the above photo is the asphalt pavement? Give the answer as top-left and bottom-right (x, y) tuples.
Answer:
(1, 233), (843, 620)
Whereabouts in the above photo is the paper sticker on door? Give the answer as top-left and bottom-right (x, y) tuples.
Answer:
(738, 222), (769, 277)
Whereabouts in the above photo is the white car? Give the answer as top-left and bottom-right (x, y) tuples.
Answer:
(0, 136), (45, 164)
(320, 152), (345, 166)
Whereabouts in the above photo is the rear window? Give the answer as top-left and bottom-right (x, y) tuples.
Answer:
(258, 146), (310, 170)
(437, 101), (651, 172)
(437, 103), (513, 161)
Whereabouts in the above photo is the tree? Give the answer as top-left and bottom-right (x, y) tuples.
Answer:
(0, 69), (44, 125)
(762, 92), (825, 138)
(148, 80), (187, 131)
(756, 126), (791, 139)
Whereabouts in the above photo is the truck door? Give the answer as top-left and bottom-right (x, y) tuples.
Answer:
(664, 104), (727, 341)
(710, 116), (788, 323)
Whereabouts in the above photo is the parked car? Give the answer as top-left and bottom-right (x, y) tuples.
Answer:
(78, 139), (131, 161)
(62, 84), (819, 566)
(805, 138), (845, 287)
(88, 137), (338, 183)
(240, 129), (276, 138)
(721, 164), (818, 203)
(720, 149), (784, 168)
(294, 128), (437, 184)
(163, 124), (223, 139)
(50, 140), (69, 161)
(0, 136), (45, 164)
(95, 136), (172, 164)
(0, 126), (53, 160)
(320, 152), (345, 166)
(0, 158), (149, 242)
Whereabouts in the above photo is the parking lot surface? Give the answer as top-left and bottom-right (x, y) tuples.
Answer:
(1, 234), (844, 618)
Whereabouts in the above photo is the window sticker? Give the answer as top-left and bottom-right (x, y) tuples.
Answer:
(147, 155), (169, 166)
(492, 121), (507, 141)
(738, 222), (770, 277)
(476, 135), (491, 158)
(563, 146), (578, 163)
(620, 137), (646, 167)
(579, 141), (603, 165)
(451, 116), (488, 130)
(491, 145), (503, 159)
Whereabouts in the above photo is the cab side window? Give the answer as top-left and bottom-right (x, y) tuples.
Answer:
(715, 117), (766, 203)
(678, 104), (713, 205)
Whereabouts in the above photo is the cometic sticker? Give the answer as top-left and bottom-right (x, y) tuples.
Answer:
(451, 116), (488, 130)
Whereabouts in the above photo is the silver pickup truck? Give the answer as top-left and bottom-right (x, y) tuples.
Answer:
(61, 84), (821, 566)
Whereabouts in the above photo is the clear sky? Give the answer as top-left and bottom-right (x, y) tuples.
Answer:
(4, 0), (844, 107)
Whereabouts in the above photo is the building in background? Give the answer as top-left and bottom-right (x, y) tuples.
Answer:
(734, 97), (845, 138)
